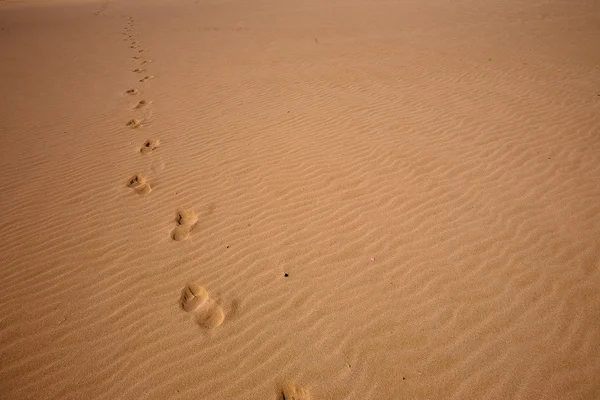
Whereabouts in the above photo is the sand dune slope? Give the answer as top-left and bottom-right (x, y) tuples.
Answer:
(1, 0), (600, 399)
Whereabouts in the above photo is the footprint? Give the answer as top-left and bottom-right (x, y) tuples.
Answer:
(127, 174), (152, 195)
(181, 283), (209, 312)
(280, 383), (312, 400)
(133, 68), (146, 73)
(171, 210), (198, 241)
(135, 99), (151, 108)
(177, 210), (198, 226)
(180, 283), (225, 328)
(125, 89), (139, 95)
(139, 76), (154, 83)
(132, 55), (141, 60)
(127, 118), (142, 128)
(140, 60), (152, 65)
(140, 139), (160, 153)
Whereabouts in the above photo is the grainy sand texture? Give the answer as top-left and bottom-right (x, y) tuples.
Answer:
(1, 0), (600, 398)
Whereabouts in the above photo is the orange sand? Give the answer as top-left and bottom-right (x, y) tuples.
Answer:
(1, 0), (599, 398)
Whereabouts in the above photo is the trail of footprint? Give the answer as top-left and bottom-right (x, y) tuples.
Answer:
(180, 283), (225, 329)
(127, 174), (152, 195)
(140, 139), (160, 154)
(171, 210), (198, 241)
(280, 383), (312, 400)
(119, 18), (156, 197)
(93, 0), (108, 16)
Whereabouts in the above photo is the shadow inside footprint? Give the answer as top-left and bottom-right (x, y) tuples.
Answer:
(127, 118), (142, 128)
(125, 88), (139, 95)
(140, 139), (160, 154)
(127, 174), (152, 195)
(135, 99), (151, 108)
(177, 210), (198, 226)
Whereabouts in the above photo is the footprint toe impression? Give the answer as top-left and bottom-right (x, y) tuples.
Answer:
(140, 139), (160, 154)
(127, 174), (145, 187)
(281, 383), (311, 400)
(177, 210), (198, 226)
(180, 283), (226, 329)
(127, 174), (151, 195)
(181, 283), (209, 312)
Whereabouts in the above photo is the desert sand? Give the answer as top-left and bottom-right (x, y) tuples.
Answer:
(1, 0), (599, 398)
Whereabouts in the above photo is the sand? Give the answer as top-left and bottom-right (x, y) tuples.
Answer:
(1, 0), (599, 398)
